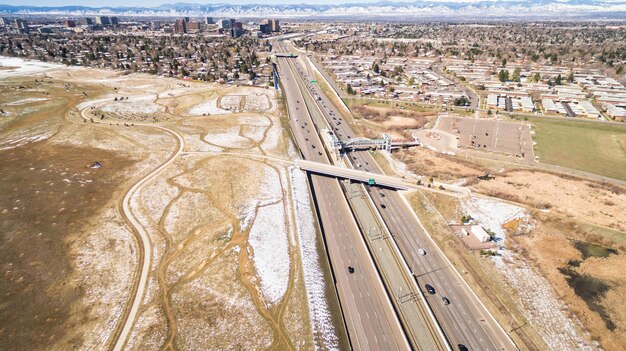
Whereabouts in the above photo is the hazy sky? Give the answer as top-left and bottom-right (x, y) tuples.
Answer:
(6, 0), (386, 6)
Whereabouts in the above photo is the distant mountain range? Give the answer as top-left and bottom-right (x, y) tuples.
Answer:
(1, 1), (625, 19)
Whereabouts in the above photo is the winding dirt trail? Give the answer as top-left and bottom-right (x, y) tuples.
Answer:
(78, 99), (186, 351)
(112, 125), (184, 351)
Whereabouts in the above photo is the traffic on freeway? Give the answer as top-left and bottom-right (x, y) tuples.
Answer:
(277, 55), (411, 350)
(280, 45), (518, 351)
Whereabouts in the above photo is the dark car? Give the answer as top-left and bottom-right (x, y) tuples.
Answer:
(348, 266), (355, 274)
(380, 204), (387, 209)
(457, 344), (468, 351)
(442, 297), (450, 305)
(425, 284), (435, 294)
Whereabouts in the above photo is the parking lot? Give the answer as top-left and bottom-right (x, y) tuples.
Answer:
(438, 116), (534, 160)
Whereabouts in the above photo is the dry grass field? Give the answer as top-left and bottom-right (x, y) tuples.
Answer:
(1, 60), (340, 350)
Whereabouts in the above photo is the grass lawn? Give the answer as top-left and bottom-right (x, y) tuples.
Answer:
(530, 117), (626, 181)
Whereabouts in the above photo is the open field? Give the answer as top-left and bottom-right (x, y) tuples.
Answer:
(527, 117), (626, 181)
(437, 116), (534, 160)
(0, 61), (340, 350)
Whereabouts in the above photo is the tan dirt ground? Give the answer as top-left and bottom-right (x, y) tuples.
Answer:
(1, 64), (322, 350)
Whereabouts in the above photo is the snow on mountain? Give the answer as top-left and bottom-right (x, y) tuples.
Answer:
(0, 1), (625, 18)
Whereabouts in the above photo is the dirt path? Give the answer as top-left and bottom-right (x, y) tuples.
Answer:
(78, 100), (186, 351)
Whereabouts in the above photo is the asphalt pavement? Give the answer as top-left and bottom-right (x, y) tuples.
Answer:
(290, 53), (518, 351)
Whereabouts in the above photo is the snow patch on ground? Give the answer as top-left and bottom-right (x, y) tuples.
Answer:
(6, 97), (49, 105)
(0, 56), (63, 78)
(248, 202), (290, 305)
(461, 196), (527, 244)
(493, 253), (597, 351)
(261, 117), (283, 152)
(238, 166), (283, 231)
(101, 95), (163, 114)
(244, 92), (272, 112)
(187, 98), (231, 116)
(290, 167), (339, 350)
(220, 95), (243, 111)
(462, 196), (593, 349)
(0, 133), (51, 151)
(240, 115), (271, 142)
(203, 126), (251, 148)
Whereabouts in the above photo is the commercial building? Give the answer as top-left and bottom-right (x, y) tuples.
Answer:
(260, 23), (271, 34)
(186, 21), (200, 33)
(271, 18), (280, 32)
(14, 19), (29, 33)
(77, 17), (93, 26)
(205, 17), (214, 25)
(218, 19), (234, 30)
(95, 16), (110, 26)
(174, 18), (187, 34)
(261, 18), (280, 32)
(469, 226), (491, 243)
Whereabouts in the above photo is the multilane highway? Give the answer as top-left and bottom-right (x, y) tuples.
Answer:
(285, 48), (518, 351)
(277, 56), (411, 350)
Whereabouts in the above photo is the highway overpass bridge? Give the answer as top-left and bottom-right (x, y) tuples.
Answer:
(294, 159), (416, 190)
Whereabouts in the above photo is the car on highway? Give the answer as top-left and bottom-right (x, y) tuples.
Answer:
(380, 204), (387, 209)
(457, 344), (468, 351)
(348, 266), (355, 274)
(425, 284), (436, 294)
(442, 297), (450, 305)
(418, 249), (426, 256)
(379, 192), (385, 197)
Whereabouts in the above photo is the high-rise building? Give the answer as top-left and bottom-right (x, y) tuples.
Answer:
(232, 27), (244, 38)
(110, 16), (119, 26)
(174, 18), (187, 34)
(259, 23), (271, 34)
(205, 17), (214, 25)
(0, 17), (10, 26)
(95, 16), (110, 26)
(270, 18), (280, 32)
(77, 17), (93, 26)
(186, 21), (200, 33)
(218, 19), (234, 30)
(151, 21), (161, 30)
(14, 19), (29, 33)
(64, 20), (76, 28)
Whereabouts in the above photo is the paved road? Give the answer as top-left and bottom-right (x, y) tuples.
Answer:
(79, 101), (185, 351)
(294, 159), (415, 190)
(291, 54), (518, 351)
(278, 56), (410, 351)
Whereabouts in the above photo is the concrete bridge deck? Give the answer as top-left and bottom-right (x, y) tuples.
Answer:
(294, 159), (416, 190)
